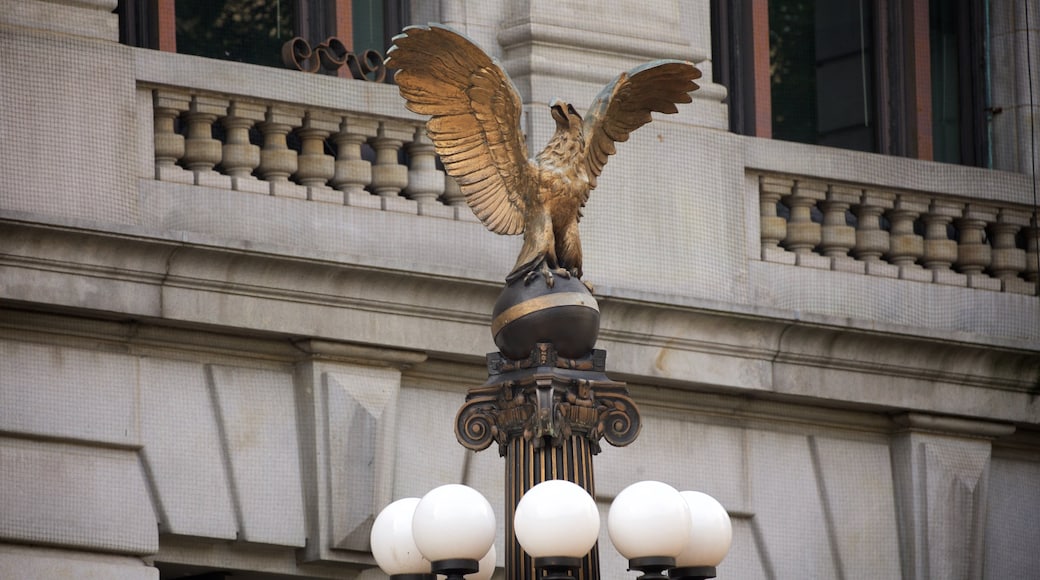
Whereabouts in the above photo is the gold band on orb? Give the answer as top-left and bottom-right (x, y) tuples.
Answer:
(491, 292), (600, 337)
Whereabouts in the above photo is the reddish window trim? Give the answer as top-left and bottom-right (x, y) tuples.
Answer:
(335, 0), (353, 79)
(156, 0), (176, 52)
(748, 0), (772, 139)
(903, 0), (934, 161)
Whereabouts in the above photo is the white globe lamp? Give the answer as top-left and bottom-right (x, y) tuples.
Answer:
(607, 481), (691, 580)
(412, 484), (497, 580)
(514, 480), (601, 579)
(371, 498), (433, 578)
(670, 491), (733, 580)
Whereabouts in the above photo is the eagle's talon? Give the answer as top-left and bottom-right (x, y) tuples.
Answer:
(522, 264), (557, 288)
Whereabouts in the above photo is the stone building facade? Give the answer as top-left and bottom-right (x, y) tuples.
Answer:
(1, 1), (1038, 579)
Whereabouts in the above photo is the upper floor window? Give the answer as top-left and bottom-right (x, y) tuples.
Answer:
(117, 0), (409, 79)
(711, 0), (991, 167)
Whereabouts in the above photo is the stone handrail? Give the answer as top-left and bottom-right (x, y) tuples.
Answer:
(755, 172), (1039, 295)
(147, 86), (469, 219)
(137, 48), (473, 223)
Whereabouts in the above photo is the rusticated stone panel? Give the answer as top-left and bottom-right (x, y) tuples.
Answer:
(207, 364), (306, 547)
(0, 438), (157, 555)
(139, 358), (237, 540)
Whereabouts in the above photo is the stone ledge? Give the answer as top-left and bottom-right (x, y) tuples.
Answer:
(3, 217), (1039, 425)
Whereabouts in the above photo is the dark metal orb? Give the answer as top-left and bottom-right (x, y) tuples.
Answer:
(492, 276), (600, 360)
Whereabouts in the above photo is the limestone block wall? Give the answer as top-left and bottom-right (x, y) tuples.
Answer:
(3, 306), (1037, 579)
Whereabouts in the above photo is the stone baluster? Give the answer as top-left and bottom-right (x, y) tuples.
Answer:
(955, 205), (1000, 290)
(1024, 217), (1040, 287)
(257, 106), (306, 198)
(442, 175), (465, 206)
(852, 190), (897, 277)
(181, 95), (231, 189)
(819, 185), (862, 273)
(781, 181), (829, 268)
(369, 122), (414, 212)
(295, 111), (339, 203)
(759, 176), (794, 264)
(989, 209), (1032, 294)
(885, 196), (930, 281)
(331, 116), (379, 207)
(220, 100), (267, 194)
(405, 126), (450, 217)
(444, 174), (482, 224)
(922, 199), (965, 285)
(152, 90), (192, 184)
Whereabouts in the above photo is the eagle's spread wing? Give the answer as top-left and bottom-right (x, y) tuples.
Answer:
(582, 60), (701, 191)
(386, 24), (532, 235)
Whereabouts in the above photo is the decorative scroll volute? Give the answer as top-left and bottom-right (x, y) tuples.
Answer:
(455, 384), (508, 453)
(591, 383), (641, 448)
(455, 343), (640, 456)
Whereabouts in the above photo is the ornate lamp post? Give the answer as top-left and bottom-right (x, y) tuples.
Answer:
(371, 23), (733, 580)
(370, 276), (733, 580)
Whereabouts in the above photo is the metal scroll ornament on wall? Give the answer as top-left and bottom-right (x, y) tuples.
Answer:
(281, 36), (386, 82)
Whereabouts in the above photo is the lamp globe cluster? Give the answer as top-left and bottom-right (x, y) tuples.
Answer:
(371, 480), (732, 580)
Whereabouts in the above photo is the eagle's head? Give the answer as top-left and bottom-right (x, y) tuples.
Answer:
(549, 98), (582, 133)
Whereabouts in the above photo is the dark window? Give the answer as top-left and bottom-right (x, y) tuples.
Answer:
(769, 0), (877, 152)
(116, 0), (409, 73)
(710, 0), (990, 166)
(175, 0), (299, 68)
(929, 0), (989, 166)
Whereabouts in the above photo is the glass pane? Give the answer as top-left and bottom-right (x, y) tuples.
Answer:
(176, 0), (295, 67)
(769, 0), (818, 144)
(352, 0), (386, 54)
(770, 0), (876, 152)
(929, 0), (962, 164)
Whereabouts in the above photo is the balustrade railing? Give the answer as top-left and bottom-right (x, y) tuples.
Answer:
(148, 83), (1040, 297)
(757, 173), (1039, 295)
(148, 87), (468, 220)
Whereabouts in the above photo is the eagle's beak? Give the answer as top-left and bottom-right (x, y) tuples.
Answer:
(550, 98), (568, 125)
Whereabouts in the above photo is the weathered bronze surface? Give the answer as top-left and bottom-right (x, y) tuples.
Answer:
(454, 342), (638, 580)
(455, 343), (639, 456)
(386, 24), (700, 286)
(491, 275), (600, 359)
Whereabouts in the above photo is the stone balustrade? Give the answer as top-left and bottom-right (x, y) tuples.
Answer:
(148, 87), (470, 220)
(757, 173), (1039, 295)
(148, 82), (1040, 299)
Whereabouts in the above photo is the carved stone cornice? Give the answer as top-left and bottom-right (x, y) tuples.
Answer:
(893, 412), (1017, 440)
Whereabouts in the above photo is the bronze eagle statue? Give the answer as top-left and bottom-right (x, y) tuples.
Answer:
(386, 24), (701, 286)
